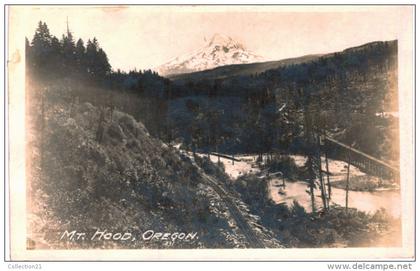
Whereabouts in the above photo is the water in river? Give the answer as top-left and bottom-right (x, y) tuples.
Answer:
(269, 155), (401, 218)
(202, 153), (401, 218)
(269, 178), (401, 218)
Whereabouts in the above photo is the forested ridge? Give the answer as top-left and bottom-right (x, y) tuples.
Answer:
(26, 21), (398, 166)
(167, 40), (398, 165)
(25, 21), (400, 249)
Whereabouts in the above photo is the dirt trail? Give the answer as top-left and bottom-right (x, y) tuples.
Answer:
(186, 153), (265, 248)
(202, 173), (265, 248)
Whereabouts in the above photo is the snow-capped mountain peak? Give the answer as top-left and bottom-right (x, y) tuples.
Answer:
(207, 33), (242, 48)
(156, 34), (263, 76)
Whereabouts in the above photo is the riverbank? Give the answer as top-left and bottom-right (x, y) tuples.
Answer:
(289, 154), (399, 192)
(187, 154), (401, 247)
(330, 175), (399, 192)
(196, 152), (401, 218)
(234, 173), (401, 248)
(269, 178), (401, 218)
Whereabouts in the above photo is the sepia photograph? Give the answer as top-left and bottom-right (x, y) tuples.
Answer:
(4, 4), (415, 261)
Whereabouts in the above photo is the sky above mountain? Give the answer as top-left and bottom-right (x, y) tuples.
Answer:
(15, 6), (412, 72)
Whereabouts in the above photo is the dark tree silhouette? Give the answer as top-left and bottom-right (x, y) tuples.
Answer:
(27, 21), (111, 83)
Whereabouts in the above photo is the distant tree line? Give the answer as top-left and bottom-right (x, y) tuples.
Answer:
(26, 21), (172, 138)
(25, 21), (398, 163)
(168, 40), (398, 161)
(26, 21), (111, 82)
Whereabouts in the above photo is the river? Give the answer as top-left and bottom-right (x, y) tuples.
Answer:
(204, 153), (401, 218)
(269, 178), (401, 218)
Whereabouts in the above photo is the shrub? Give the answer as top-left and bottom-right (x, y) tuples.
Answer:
(234, 174), (269, 210)
(265, 155), (301, 179)
(194, 155), (230, 182)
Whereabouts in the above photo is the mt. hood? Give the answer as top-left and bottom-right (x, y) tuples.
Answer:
(156, 34), (264, 76)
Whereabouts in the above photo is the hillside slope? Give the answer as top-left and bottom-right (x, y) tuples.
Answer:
(168, 40), (395, 84)
(169, 54), (321, 81)
(165, 40), (398, 164)
(26, 82), (281, 249)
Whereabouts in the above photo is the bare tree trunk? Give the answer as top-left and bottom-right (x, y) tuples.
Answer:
(96, 107), (105, 143)
(325, 142), (332, 199)
(318, 153), (328, 210)
(303, 105), (316, 214)
(207, 134), (210, 159)
(207, 126), (210, 159)
(317, 135), (328, 211)
(310, 179), (316, 214)
(345, 154), (351, 212)
(40, 90), (45, 170)
(308, 157), (316, 214)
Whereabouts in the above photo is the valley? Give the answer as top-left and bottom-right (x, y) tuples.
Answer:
(25, 20), (401, 249)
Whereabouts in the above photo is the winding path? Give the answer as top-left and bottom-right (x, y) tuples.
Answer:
(185, 152), (265, 248)
(202, 172), (265, 248)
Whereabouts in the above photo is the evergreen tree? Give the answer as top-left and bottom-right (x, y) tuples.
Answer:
(27, 21), (111, 83)
(49, 36), (62, 74)
(75, 38), (86, 74)
(85, 38), (110, 80)
(61, 31), (76, 74)
(96, 48), (111, 78)
(30, 21), (52, 73)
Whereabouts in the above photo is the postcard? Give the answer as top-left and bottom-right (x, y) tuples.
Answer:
(5, 5), (415, 261)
